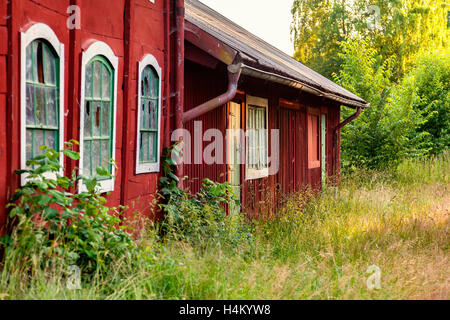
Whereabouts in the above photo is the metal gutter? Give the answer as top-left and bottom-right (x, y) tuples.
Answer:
(239, 64), (369, 109)
(182, 63), (242, 123)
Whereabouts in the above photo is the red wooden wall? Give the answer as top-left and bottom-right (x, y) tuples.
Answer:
(0, 0), (8, 234)
(183, 59), (342, 217)
(0, 0), (172, 232)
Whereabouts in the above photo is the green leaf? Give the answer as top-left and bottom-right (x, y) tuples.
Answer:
(63, 149), (80, 160)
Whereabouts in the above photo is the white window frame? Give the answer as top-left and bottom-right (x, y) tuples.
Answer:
(245, 95), (269, 181)
(135, 54), (162, 175)
(20, 23), (65, 186)
(78, 41), (118, 193)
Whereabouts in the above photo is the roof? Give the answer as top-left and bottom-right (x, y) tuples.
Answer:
(185, 0), (368, 108)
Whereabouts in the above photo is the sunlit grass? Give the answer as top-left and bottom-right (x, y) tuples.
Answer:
(0, 153), (448, 300)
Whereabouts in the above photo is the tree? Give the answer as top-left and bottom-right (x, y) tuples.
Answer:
(333, 40), (428, 167)
(291, 0), (450, 80)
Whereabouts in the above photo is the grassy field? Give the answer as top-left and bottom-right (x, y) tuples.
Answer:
(0, 153), (448, 300)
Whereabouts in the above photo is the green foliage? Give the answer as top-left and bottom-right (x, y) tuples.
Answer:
(397, 50), (450, 154)
(1, 142), (136, 277)
(291, 0), (450, 80)
(158, 144), (253, 248)
(333, 40), (427, 167)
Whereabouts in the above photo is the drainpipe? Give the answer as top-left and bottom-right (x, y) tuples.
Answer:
(333, 106), (363, 183)
(175, 0), (185, 187)
(182, 63), (242, 123)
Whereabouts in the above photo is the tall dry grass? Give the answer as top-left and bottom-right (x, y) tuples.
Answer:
(0, 153), (448, 299)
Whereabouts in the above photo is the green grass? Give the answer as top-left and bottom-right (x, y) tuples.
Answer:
(1, 153), (448, 300)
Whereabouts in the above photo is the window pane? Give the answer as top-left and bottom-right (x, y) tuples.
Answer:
(26, 130), (33, 161)
(140, 101), (146, 129)
(92, 102), (101, 137)
(45, 130), (56, 150)
(151, 72), (158, 98)
(43, 45), (56, 85)
(102, 101), (110, 137)
(35, 86), (46, 125)
(141, 132), (149, 162)
(26, 44), (34, 81)
(150, 99), (158, 130)
(85, 65), (93, 98)
(83, 141), (91, 176)
(93, 61), (102, 98)
(101, 140), (110, 172)
(142, 72), (150, 97)
(149, 132), (157, 162)
(46, 87), (57, 127)
(102, 64), (111, 99)
(33, 130), (44, 156)
(84, 101), (92, 138)
(26, 85), (35, 125)
(92, 140), (101, 173)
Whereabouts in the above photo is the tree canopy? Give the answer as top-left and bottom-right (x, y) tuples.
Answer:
(291, 0), (450, 80)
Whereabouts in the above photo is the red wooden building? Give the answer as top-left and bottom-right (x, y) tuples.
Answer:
(0, 0), (368, 233)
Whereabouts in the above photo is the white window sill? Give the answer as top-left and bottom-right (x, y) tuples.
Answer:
(78, 178), (115, 194)
(136, 162), (160, 175)
(245, 167), (269, 181)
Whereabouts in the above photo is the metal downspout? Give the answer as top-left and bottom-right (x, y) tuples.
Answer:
(333, 107), (362, 183)
(175, 0), (185, 187)
(182, 64), (242, 124)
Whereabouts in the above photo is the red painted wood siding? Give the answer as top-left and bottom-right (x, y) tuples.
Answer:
(0, 0), (8, 234)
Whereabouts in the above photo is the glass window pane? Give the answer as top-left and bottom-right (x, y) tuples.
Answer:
(93, 61), (102, 98)
(141, 132), (149, 162)
(84, 101), (92, 138)
(92, 102), (101, 137)
(46, 87), (57, 127)
(140, 100), (146, 129)
(150, 99), (158, 130)
(151, 71), (158, 98)
(85, 65), (93, 98)
(43, 45), (56, 85)
(35, 86), (46, 125)
(83, 141), (91, 176)
(145, 101), (151, 130)
(45, 130), (56, 150)
(143, 72), (150, 97)
(149, 132), (157, 163)
(101, 140), (110, 172)
(33, 130), (44, 156)
(26, 85), (35, 125)
(92, 140), (101, 173)
(102, 101), (110, 137)
(102, 64), (110, 99)
(26, 44), (34, 81)
(26, 129), (33, 162)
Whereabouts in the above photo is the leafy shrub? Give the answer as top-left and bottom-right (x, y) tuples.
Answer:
(158, 144), (254, 248)
(0, 141), (137, 277)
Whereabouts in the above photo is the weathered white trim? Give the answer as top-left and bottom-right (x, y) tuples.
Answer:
(135, 54), (162, 175)
(78, 41), (118, 193)
(245, 95), (269, 181)
(20, 23), (65, 185)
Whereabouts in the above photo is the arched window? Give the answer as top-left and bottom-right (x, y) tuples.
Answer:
(136, 54), (162, 174)
(79, 42), (118, 193)
(20, 23), (65, 185)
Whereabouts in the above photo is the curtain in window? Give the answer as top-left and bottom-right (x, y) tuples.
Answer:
(246, 105), (267, 170)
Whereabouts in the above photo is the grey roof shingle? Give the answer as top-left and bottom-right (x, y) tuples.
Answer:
(185, 0), (368, 107)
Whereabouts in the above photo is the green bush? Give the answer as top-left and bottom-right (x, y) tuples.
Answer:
(0, 141), (137, 277)
(158, 144), (254, 248)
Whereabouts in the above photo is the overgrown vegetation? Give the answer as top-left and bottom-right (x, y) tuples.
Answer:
(0, 142), (137, 283)
(0, 151), (448, 300)
(292, 0), (449, 168)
